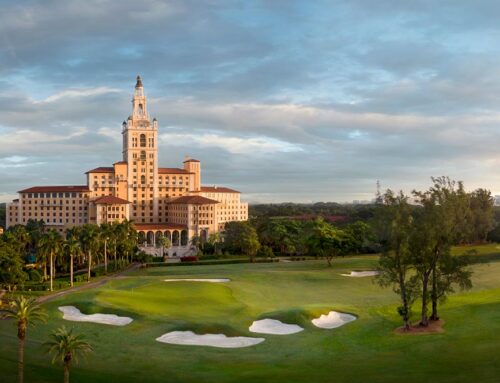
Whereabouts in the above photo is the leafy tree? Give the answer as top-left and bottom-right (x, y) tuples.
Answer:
(375, 190), (419, 331)
(344, 221), (375, 254)
(224, 222), (261, 262)
(45, 326), (93, 383)
(469, 188), (494, 243)
(4, 225), (30, 257)
(306, 218), (350, 266)
(0, 241), (27, 291)
(208, 232), (222, 255)
(413, 177), (474, 324)
(1, 296), (47, 383)
(38, 229), (63, 291)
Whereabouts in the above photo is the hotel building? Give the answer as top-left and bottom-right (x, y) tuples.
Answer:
(6, 76), (248, 252)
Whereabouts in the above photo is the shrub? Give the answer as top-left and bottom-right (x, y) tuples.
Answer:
(134, 251), (153, 263)
(257, 245), (274, 258)
(27, 269), (42, 283)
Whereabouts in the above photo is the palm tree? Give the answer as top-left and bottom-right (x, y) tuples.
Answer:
(65, 229), (81, 287)
(80, 225), (100, 282)
(38, 229), (63, 291)
(2, 296), (47, 383)
(100, 223), (113, 274)
(157, 234), (171, 259)
(208, 232), (222, 255)
(45, 326), (93, 383)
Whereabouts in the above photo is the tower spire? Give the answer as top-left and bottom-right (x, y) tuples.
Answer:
(132, 75), (147, 119)
(135, 75), (143, 88)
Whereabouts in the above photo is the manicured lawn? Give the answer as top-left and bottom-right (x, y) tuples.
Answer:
(0, 250), (499, 383)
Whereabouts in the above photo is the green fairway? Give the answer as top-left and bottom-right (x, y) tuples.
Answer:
(1, 252), (499, 383)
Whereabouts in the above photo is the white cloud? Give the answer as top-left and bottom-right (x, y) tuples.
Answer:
(41, 87), (121, 103)
(159, 132), (303, 154)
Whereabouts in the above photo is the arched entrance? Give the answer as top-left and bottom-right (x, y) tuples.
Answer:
(200, 229), (208, 243)
(138, 231), (146, 245)
(181, 230), (188, 246)
(147, 231), (155, 246)
(155, 231), (163, 246)
(172, 230), (179, 246)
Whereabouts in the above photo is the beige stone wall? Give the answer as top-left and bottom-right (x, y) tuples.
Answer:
(9, 191), (89, 231)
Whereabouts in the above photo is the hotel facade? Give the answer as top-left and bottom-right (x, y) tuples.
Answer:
(6, 76), (248, 252)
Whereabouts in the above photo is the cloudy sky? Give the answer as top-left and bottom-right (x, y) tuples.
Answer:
(1, 0), (500, 203)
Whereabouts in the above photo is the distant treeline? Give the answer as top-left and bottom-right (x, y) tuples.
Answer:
(249, 202), (377, 222)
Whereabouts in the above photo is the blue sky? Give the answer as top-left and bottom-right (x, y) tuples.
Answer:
(1, 0), (500, 203)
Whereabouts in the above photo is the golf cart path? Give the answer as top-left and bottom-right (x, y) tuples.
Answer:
(37, 263), (141, 303)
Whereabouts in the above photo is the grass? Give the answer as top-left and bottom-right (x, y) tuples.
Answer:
(0, 246), (499, 382)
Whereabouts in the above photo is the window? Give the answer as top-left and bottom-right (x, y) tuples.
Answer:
(140, 151), (146, 161)
(140, 134), (146, 147)
(141, 175), (146, 185)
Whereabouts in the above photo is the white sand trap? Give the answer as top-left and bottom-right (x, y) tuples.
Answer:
(163, 278), (230, 283)
(58, 306), (133, 326)
(312, 311), (356, 329)
(249, 319), (304, 335)
(341, 271), (379, 277)
(156, 331), (264, 348)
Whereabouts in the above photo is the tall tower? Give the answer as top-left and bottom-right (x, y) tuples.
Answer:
(122, 76), (159, 223)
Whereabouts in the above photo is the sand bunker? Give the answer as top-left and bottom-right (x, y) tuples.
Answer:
(341, 271), (379, 277)
(311, 311), (356, 329)
(156, 331), (264, 348)
(163, 278), (230, 283)
(249, 319), (304, 335)
(58, 306), (133, 326)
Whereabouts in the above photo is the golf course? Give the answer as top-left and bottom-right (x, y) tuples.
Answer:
(0, 248), (499, 383)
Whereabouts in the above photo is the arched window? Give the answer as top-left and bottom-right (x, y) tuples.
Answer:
(140, 134), (146, 147)
(141, 175), (146, 185)
(138, 104), (144, 115)
(140, 150), (146, 161)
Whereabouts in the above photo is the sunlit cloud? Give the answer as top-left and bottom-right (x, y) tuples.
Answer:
(159, 132), (303, 154)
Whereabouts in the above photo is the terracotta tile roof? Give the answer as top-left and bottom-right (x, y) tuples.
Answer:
(158, 167), (191, 174)
(183, 158), (200, 163)
(168, 195), (220, 205)
(113, 161), (127, 165)
(85, 167), (114, 174)
(93, 196), (130, 205)
(133, 223), (187, 231)
(200, 186), (240, 193)
(18, 185), (90, 193)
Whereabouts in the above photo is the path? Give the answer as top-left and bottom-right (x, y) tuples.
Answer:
(37, 263), (141, 303)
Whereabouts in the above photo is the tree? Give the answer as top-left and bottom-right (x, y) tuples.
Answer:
(414, 177), (474, 324)
(38, 229), (63, 291)
(45, 326), (93, 383)
(469, 188), (494, 243)
(157, 234), (171, 259)
(5, 225), (30, 256)
(2, 296), (47, 383)
(65, 228), (81, 288)
(375, 190), (419, 331)
(306, 218), (349, 266)
(100, 223), (113, 274)
(344, 221), (375, 254)
(79, 225), (99, 282)
(25, 219), (45, 256)
(208, 232), (222, 255)
(0, 240), (27, 291)
(224, 222), (260, 262)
